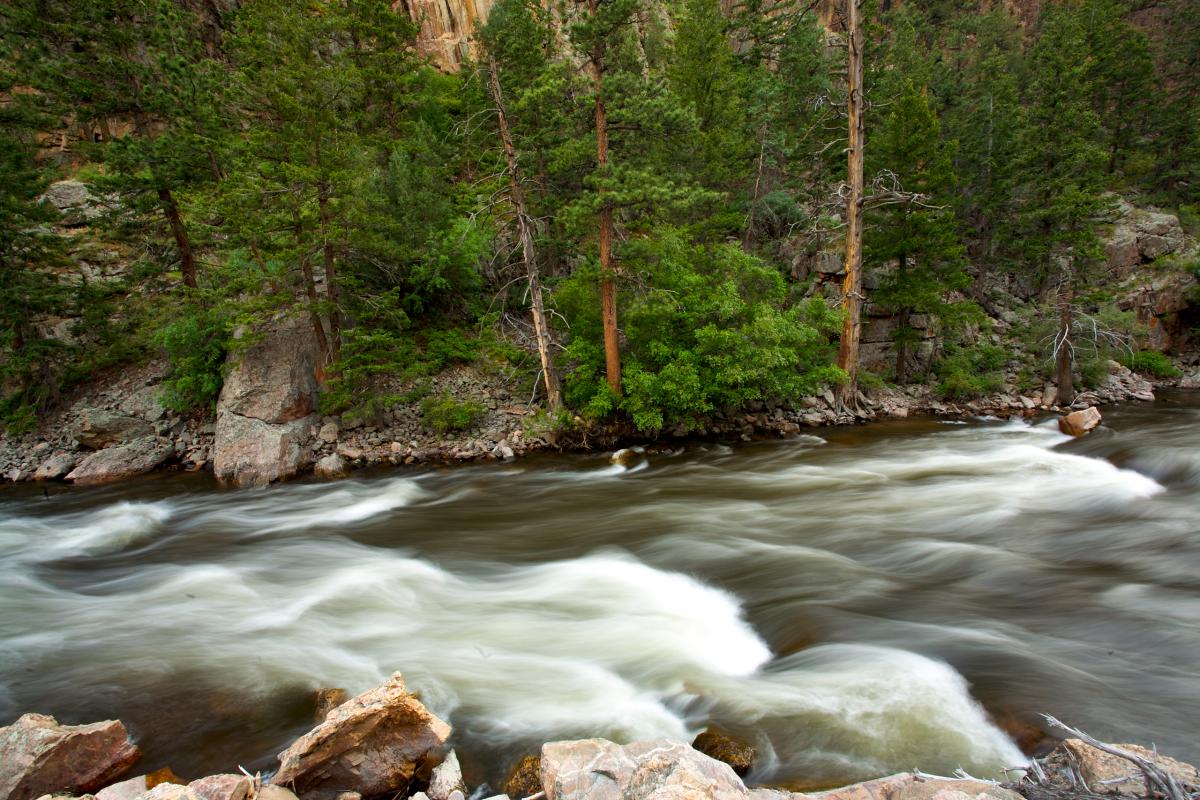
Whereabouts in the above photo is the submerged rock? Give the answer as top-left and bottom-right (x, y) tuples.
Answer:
(0, 713), (141, 800)
(540, 739), (746, 800)
(502, 756), (542, 800)
(271, 673), (450, 797)
(691, 730), (756, 777)
(1058, 407), (1102, 437)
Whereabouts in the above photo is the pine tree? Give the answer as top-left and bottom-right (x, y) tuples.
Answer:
(4, 0), (227, 290)
(1080, 0), (1156, 180)
(1016, 1), (1109, 404)
(867, 80), (967, 383)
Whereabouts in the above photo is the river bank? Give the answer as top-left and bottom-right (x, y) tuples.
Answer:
(3, 673), (1197, 800)
(0, 348), (1173, 487)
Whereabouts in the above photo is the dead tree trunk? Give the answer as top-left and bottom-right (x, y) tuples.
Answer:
(835, 0), (865, 408)
(894, 256), (910, 385)
(590, 0), (621, 396)
(487, 58), (563, 412)
(1056, 279), (1075, 406)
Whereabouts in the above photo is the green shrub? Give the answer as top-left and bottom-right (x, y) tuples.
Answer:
(1078, 356), (1110, 389)
(421, 394), (484, 432)
(935, 342), (1006, 399)
(424, 328), (478, 370)
(1123, 350), (1181, 378)
(155, 306), (229, 414)
(557, 232), (844, 431)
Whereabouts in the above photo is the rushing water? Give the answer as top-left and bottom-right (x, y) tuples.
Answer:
(2, 396), (1199, 788)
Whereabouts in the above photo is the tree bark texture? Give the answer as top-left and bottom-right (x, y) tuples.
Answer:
(488, 58), (563, 411)
(1056, 282), (1075, 406)
(836, 0), (865, 407)
(591, 0), (621, 396)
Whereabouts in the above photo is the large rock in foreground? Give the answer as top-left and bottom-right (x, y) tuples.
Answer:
(540, 739), (747, 800)
(212, 315), (323, 487)
(271, 673), (450, 797)
(66, 437), (174, 485)
(751, 774), (1023, 800)
(0, 713), (140, 800)
(1061, 739), (1200, 796)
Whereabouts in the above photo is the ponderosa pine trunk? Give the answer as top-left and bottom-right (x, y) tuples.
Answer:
(158, 186), (198, 289)
(590, 0), (621, 396)
(487, 58), (563, 411)
(836, 0), (865, 408)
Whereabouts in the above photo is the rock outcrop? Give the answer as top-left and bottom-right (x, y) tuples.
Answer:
(213, 315), (322, 487)
(1105, 199), (1189, 278)
(65, 437), (174, 485)
(0, 713), (140, 800)
(428, 752), (465, 800)
(271, 673), (451, 797)
(539, 739), (747, 800)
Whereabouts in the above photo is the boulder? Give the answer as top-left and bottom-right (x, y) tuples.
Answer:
(691, 730), (755, 777)
(428, 752), (464, 800)
(318, 422), (339, 444)
(132, 786), (201, 800)
(539, 739), (746, 800)
(1058, 407), (1102, 437)
(74, 410), (155, 450)
(0, 713), (141, 800)
(271, 673), (451, 797)
(212, 315), (324, 486)
(503, 756), (542, 800)
(212, 414), (315, 487)
(40, 181), (103, 225)
(65, 437), (174, 485)
(1061, 739), (1199, 796)
(313, 454), (349, 479)
(219, 316), (321, 424)
(98, 770), (185, 800)
(749, 774), (1023, 800)
(187, 776), (253, 800)
(34, 453), (77, 481)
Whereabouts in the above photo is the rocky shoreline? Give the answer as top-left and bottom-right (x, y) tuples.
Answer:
(0, 343), (1178, 488)
(3, 673), (1196, 800)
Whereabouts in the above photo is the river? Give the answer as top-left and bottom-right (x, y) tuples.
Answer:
(2, 395), (1199, 789)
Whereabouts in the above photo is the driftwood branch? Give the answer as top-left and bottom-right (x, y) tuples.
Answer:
(1042, 715), (1196, 800)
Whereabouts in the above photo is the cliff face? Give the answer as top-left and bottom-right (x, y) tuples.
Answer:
(398, 0), (495, 70)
